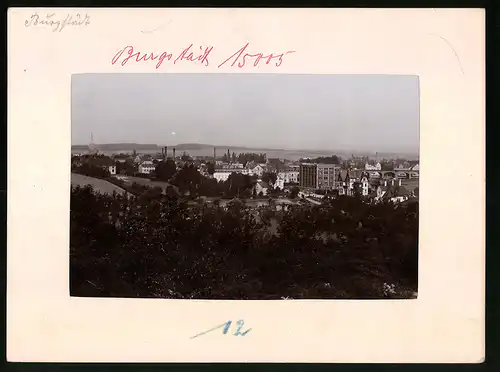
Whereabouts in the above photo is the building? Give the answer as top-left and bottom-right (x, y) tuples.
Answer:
(254, 180), (270, 196)
(108, 165), (117, 175)
(365, 162), (382, 171)
(213, 171), (232, 182)
(88, 132), (98, 155)
(375, 179), (412, 203)
(213, 169), (246, 182)
(278, 170), (299, 184)
(138, 160), (156, 174)
(299, 163), (339, 190)
(222, 162), (244, 169)
(335, 169), (370, 196)
(317, 163), (340, 190)
(359, 175), (369, 196)
(367, 171), (382, 179)
(248, 164), (264, 177)
(299, 163), (318, 188)
(336, 170), (356, 196)
(274, 177), (285, 190)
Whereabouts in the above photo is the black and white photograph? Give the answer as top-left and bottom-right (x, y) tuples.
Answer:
(70, 73), (420, 300)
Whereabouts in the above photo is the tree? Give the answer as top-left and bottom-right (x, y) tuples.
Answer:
(207, 162), (215, 176)
(237, 152), (267, 164)
(231, 152), (237, 163)
(70, 182), (418, 300)
(170, 164), (203, 195)
(116, 160), (137, 176)
(289, 186), (300, 199)
(155, 159), (177, 181)
(73, 163), (111, 178)
(262, 172), (277, 186)
(223, 173), (255, 197)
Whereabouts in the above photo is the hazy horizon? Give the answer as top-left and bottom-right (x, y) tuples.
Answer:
(72, 74), (420, 154)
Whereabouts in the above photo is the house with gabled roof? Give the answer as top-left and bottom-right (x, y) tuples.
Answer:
(376, 178), (412, 203)
(254, 180), (270, 196)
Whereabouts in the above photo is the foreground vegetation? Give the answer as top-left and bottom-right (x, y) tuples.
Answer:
(70, 185), (418, 299)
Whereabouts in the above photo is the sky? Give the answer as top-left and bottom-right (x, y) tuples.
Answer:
(72, 74), (420, 153)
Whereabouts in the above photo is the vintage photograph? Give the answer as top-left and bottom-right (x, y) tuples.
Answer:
(70, 73), (419, 300)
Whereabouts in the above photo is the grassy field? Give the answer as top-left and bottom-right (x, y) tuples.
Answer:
(120, 176), (172, 190)
(71, 173), (126, 195)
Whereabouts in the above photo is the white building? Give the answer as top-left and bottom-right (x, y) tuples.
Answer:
(254, 181), (270, 196)
(365, 162), (382, 171)
(278, 171), (299, 184)
(108, 165), (117, 175)
(138, 160), (156, 174)
(360, 176), (369, 196)
(212, 170), (235, 182)
(222, 162), (244, 169)
(213, 168), (250, 182)
(274, 177), (285, 190)
(249, 164), (264, 177)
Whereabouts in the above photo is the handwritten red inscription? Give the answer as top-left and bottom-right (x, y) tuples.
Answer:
(111, 43), (295, 70)
(218, 43), (295, 68)
(111, 45), (213, 69)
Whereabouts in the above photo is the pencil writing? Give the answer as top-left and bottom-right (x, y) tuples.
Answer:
(190, 320), (251, 339)
(24, 12), (90, 32)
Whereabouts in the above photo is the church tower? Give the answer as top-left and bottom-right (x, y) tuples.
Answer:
(88, 132), (98, 155)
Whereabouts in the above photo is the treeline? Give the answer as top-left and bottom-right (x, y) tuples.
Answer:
(156, 163), (283, 198)
(301, 155), (342, 164)
(72, 163), (111, 178)
(219, 152), (267, 165)
(70, 186), (418, 299)
(171, 164), (258, 198)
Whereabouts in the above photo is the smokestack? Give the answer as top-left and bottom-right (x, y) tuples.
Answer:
(173, 148), (176, 160)
(214, 147), (216, 161)
(164, 146), (167, 160)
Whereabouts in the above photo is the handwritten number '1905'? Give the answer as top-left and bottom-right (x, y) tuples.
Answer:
(191, 320), (251, 339)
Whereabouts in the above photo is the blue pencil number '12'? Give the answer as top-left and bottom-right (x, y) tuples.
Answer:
(191, 320), (251, 339)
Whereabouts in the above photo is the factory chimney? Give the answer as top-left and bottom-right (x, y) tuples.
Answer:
(173, 148), (176, 160)
(164, 146), (168, 160)
(213, 147), (216, 161)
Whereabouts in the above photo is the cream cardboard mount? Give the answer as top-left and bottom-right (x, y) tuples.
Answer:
(7, 8), (484, 363)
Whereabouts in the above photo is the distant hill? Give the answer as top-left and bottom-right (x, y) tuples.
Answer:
(72, 143), (160, 151)
(71, 143), (283, 152)
(71, 143), (418, 159)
